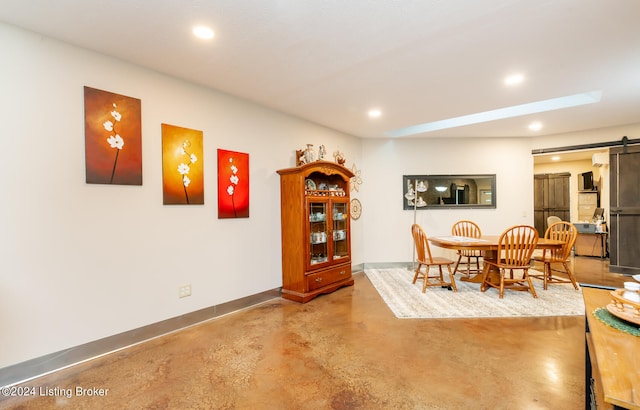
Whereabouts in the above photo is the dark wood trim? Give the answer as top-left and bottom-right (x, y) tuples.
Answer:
(531, 136), (640, 155)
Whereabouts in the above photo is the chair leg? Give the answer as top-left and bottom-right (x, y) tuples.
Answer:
(543, 262), (551, 290)
(447, 265), (457, 292)
(525, 270), (538, 298)
(480, 264), (490, 292)
(499, 269), (505, 299)
(421, 266), (428, 293)
(412, 264), (421, 284)
(453, 255), (463, 275)
(563, 261), (579, 290)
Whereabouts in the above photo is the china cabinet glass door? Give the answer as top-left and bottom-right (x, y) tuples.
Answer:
(332, 201), (349, 260)
(308, 201), (328, 266)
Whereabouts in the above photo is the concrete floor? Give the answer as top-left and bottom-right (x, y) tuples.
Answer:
(0, 257), (628, 409)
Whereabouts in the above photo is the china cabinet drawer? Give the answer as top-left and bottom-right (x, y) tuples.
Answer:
(306, 265), (351, 291)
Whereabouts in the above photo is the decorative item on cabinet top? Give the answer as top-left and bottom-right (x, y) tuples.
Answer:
(296, 145), (346, 166)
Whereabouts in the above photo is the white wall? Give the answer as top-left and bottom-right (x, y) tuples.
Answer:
(0, 23), (362, 368)
(359, 137), (535, 263)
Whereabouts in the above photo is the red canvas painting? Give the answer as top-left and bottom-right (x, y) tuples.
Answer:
(161, 124), (204, 205)
(217, 149), (249, 218)
(84, 86), (142, 185)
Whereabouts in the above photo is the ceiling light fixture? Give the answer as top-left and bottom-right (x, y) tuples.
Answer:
(368, 109), (382, 118)
(505, 74), (524, 86)
(551, 156), (561, 161)
(193, 25), (215, 40)
(529, 121), (542, 131)
(386, 90), (602, 138)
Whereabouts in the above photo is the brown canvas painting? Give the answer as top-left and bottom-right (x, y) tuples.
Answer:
(161, 124), (204, 205)
(84, 86), (142, 185)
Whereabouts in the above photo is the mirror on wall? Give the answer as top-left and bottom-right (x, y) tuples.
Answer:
(403, 174), (496, 210)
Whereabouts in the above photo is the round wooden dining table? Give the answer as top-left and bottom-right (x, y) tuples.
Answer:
(428, 235), (564, 283)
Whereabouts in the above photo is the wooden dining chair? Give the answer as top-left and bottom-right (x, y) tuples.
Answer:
(411, 224), (457, 293)
(480, 225), (539, 299)
(530, 221), (579, 290)
(451, 220), (483, 276)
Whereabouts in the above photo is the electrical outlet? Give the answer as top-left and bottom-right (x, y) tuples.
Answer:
(178, 284), (192, 298)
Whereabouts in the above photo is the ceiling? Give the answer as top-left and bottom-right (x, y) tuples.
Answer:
(2, 0), (640, 140)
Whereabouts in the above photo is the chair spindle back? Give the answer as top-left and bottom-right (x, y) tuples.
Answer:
(498, 225), (539, 267)
(412, 224), (434, 263)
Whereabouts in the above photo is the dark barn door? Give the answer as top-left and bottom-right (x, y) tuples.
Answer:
(534, 173), (571, 237)
(609, 144), (640, 274)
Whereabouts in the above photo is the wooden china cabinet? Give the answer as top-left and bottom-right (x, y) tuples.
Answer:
(277, 161), (355, 303)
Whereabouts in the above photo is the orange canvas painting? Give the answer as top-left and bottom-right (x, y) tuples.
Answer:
(217, 149), (249, 218)
(161, 124), (204, 205)
(84, 86), (142, 185)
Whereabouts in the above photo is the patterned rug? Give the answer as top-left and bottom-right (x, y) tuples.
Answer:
(365, 268), (585, 319)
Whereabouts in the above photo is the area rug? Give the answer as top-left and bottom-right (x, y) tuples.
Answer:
(365, 268), (585, 319)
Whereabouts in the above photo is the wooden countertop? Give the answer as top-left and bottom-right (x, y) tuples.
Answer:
(583, 287), (640, 409)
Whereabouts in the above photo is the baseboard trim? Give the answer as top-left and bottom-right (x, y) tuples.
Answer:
(363, 261), (413, 270)
(352, 262), (365, 273)
(0, 288), (281, 388)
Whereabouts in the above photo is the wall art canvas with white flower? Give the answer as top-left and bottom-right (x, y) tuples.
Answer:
(161, 124), (204, 205)
(84, 86), (142, 185)
(217, 149), (249, 218)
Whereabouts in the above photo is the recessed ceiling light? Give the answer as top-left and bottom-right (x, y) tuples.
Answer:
(386, 90), (602, 137)
(193, 25), (214, 40)
(505, 74), (524, 86)
(551, 156), (561, 161)
(529, 121), (542, 131)
(368, 109), (381, 118)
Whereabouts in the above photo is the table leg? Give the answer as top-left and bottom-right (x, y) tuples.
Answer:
(460, 250), (500, 284)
